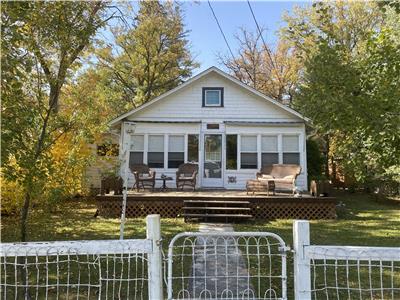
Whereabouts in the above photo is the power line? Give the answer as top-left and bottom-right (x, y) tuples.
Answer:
(207, 0), (236, 60)
(246, 0), (276, 70)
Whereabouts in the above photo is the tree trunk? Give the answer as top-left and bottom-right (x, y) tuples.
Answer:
(20, 190), (31, 242)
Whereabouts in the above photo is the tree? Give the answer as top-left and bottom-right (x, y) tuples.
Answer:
(282, 2), (400, 189)
(95, 0), (198, 110)
(1, 1), (108, 241)
(218, 27), (301, 103)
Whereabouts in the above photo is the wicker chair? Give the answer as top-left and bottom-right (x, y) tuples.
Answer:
(176, 163), (198, 191)
(256, 164), (301, 194)
(130, 164), (156, 192)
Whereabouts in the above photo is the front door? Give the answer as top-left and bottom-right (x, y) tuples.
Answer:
(202, 134), (223, 187)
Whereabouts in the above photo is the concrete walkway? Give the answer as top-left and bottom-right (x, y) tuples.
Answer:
(188, 223), (255, 299)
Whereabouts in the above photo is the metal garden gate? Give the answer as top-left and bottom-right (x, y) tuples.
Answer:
(167, 232), (289, 300)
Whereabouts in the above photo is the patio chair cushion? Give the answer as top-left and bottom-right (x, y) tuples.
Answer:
(260, 174), (274, 180)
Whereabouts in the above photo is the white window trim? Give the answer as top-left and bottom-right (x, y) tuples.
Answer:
(282, 134), (301, 165)
(204, 89), (222, 107)
(239, 134), (258, 170)
(261, 134), (279, 166)
(167, 134), (185, 169)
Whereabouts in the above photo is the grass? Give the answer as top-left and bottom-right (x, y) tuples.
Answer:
(1, 191), (399, 299)
(1, 199), (198, 243)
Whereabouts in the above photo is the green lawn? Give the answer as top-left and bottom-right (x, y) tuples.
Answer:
(1, 199), (198, 243)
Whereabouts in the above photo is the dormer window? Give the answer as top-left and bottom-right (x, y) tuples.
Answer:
(202, 87), (224, 107)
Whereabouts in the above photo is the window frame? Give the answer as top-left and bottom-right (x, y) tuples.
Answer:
(202, 87), (224, 107)
(261, 135), (279, 166)
(282, 134), (300, 165)
(240, 135), (258, 170)
(147, 135), (165, 168)
(167, 135), (185, 169)
(129, 134), (145, 166)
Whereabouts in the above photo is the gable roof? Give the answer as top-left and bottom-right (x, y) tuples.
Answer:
(109, 66), (308, 126)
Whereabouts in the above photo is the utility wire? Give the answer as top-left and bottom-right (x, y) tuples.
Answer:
(246, 0), (276, 70)
(207, 0), (236, 61)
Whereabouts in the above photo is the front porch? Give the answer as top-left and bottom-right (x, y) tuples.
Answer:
(96, 189), (337, 221)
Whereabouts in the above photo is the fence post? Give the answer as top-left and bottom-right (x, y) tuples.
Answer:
(146, 214), (163, 300)
(293, 220), (311, 300)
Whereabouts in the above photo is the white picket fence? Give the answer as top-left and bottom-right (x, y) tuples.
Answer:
(293, 220), (400, 300)
(1, 217), (399, 300)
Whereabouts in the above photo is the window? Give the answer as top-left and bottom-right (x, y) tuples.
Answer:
(240, 136), (257, 169)
(148, 135), (164, 168)
(129, 135), (144, 167)
(97, 143), (119, 156)
(226, 135), (237, 170)
(202, 87), (224, 107)
(283, 135), (300, 164)
(188, 134), (199, 162)
(168, 135), (184, 168)
(261, 135), (279, 166)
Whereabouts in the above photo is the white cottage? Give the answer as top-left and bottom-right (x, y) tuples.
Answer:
(110, 66), (309, 191)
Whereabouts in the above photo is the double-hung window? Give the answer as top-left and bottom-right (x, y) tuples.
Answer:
(283, 135), (300, 164)
(148, 135), (164, 168)
(129, 135), (144, 167)
(168, 135), (184, 168)
(240, 135), (257, 169)
(261, 135), (279, 166)
(202, 88), (223, 107)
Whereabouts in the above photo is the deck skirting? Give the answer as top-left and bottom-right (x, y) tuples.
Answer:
(96, 195), (337, 220)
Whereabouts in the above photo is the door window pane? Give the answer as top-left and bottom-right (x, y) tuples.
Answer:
(226, 135), (237, 170)
(188, 135), (199, 162)
(204, 135), (222, 178)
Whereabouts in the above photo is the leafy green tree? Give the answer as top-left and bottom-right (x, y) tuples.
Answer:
(1, 1), (108, 241)
(95, 0), (198, 110)
(282, 2), (400, 189)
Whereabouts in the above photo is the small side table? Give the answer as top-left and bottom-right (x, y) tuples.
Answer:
(156, 176), (173, 192)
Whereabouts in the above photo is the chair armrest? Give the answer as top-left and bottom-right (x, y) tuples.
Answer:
(256, 172), (262, 179)
(191, 171), (198, 179)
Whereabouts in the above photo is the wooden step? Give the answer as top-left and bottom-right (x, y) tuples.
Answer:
(183, 213), (253, 218)
(184, 206), (251, 211)
(183, 200), (250, 204)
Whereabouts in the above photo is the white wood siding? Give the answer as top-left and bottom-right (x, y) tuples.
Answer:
(127, 73), (300, 122)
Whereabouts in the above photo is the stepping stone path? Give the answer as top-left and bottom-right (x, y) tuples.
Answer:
(188, 223), (255, 299)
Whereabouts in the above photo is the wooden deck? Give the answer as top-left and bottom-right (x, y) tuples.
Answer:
(96, 189), (337, 220)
